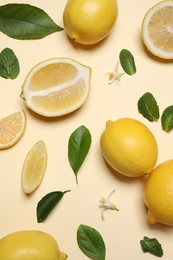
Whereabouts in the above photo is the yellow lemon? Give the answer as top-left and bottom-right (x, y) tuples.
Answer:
(63, 0), (118, 45)
(20, 58), (91, 117)
(144, 159), (173, 226)
(142, 0), (173, 59)
(100, 118), (158, 177)
(0, 230), (67, 259)
(0, 110), (26, 150)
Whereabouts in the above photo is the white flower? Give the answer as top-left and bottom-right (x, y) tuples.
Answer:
(105, 62), (125, 84)
(99, 189), (119, 220)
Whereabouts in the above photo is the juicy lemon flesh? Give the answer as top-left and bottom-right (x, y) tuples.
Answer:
(22, 141), (47, 194)
(30, 63), (78, 91)
(63, 0), (118, 45)
(144, 159), (173, 226)
(0, 230), (67, 260)
(31, 79), (86, 112)
(21, 58), (91, 117)
(0, 110), (26, 149)
(100, 118), (158, 177)
(148, 6), (173, 53)
(142, 1), (173, 59)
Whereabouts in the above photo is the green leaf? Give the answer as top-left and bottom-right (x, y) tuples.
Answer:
(77, 224), (106, 260)
(140, 236), (163, 257)
(0, 48), (20, 79)
(68, 125), (92, 184)
(161, 105), (173, 132)
(119, 49), (136, 75)
(36, 190), (70, 223)
(138, 92), (160, 122)
(0, 3), (63, 39)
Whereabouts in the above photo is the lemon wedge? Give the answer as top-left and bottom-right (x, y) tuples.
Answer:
(21, 140), (47, 194)
(20, 58), (92, 117)
(142, 0), (173, 59)
(0, 110), (26, 149)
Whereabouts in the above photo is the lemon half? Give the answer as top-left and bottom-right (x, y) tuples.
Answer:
(142, 0), (173, 59)
(21, 58), (91, 117)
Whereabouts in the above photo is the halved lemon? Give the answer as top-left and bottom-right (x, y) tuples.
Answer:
(0, 110), (26, 150)
(21, 140), (47, 194)
(20, 58), (92, 117)
(142, 0), (173, 59)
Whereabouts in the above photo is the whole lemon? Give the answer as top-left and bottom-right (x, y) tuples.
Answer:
(63, 0), (118, 45)
(144, 160), (173, 226)
(0, 230), (67, 259)
(100, 118), (158, 177)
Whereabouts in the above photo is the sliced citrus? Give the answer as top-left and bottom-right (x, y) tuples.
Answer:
(21, 140), (47, 194)
(0, 110), (26, 150)
(142, 0), (173, 59)
(20, 58), (92, 117)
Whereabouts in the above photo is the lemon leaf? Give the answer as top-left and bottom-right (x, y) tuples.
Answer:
(140, 236), (163, 257)
(0, 48), (20, 79)
(77, 224), (106, 260)
(161, 105), (173, 132)
(0, 3), (63, 39)
(138, 92), (160, 122)
(119, 49), (136, 75)
(37, 190), (71, 223)
(68, 125), (92, 184)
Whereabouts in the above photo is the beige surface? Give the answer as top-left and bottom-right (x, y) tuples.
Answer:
(0, 0), (173, 259)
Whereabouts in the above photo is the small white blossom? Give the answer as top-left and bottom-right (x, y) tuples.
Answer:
(99, 189), (119, 220)
(105, 62), (125, 85)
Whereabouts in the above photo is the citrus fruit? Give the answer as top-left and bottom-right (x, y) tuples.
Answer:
(20, 58), (91, 117)
(142, 0), (173, 59)
(100, 118), (158, 177)
(0, 110), (26, 150)
(0, 230), (67, 259)
(144, 159), (173, 226)
(63, 0), (118, 45)
(21, 140), (47, 194)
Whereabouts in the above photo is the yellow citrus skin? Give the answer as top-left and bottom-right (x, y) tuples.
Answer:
(144, 159), (173, 226)
(0, 230), (67, 259)
(63, 0), (118, 45)
(100, 118), (158, 177)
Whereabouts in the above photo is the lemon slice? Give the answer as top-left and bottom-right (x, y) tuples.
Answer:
(142, 0), (173, 59)
(20, 58), (92, 117)
(21, 140), (47, 194)
(0, 110), (26, 150)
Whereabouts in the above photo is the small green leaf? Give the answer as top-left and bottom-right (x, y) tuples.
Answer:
(161, 105), (173, 132)
(0, 48), (20, 79)
(68, 125), (92, 184)
(119, 49), (136, 75)
(140, 236), (163, 257)
(36, 190), (70, 222)
(0, 3), (63, 39)
(138, 92), (160, 122)
(77, 224), (106, 260)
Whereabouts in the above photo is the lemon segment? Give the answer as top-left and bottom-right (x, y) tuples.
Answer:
(63, 0), (118, 45)
(142, 0), (173, 59)
(21, 58), (91, 117)
(21, 141), (47, 194)
(0, 110), (26, 150)
(144, 159), (173, 226)
(100, 118), (158, 177)
(0, 230), (67, 259)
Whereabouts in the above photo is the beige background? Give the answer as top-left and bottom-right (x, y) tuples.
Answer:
(1, 0), (173, 259)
